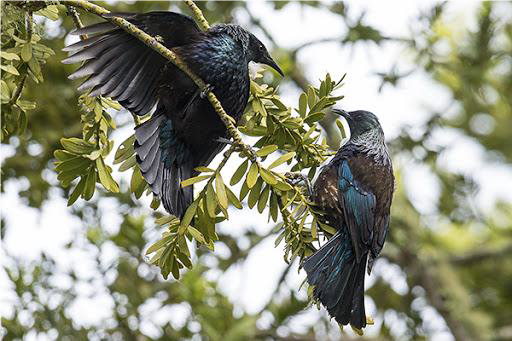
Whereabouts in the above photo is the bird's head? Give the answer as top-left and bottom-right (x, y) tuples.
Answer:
(246, 33), (283, 76)
(335, 109), (383, 139)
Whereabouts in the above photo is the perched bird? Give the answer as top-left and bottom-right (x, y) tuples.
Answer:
(63, 11), (282, 217)
(303, 110), (394, 330)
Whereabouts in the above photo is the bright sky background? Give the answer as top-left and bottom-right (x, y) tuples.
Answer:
(1, 1), (511, 340)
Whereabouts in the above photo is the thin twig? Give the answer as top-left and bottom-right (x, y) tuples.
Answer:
(65, 5), (87, 40)
(184, 0), (210, 31)
(10, 76), (26, 105)
(451, 244), (512, 266)
(9, 11), (32, 105)
(196, 145), (235, 200)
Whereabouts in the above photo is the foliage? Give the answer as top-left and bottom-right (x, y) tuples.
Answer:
(1, 1), (512, 341)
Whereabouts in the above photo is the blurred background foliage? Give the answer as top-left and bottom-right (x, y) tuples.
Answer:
(1, 1), (512, 340)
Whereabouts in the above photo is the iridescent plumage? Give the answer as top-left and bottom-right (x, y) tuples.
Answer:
(304, 110), (394, 329)
(63, 11), (282, 216)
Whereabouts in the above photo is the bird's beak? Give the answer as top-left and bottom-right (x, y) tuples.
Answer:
(262, 55), (284, 76)
(335, 109), (350, 120)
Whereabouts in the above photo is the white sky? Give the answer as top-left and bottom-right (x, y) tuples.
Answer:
(1, 1), (511, 340)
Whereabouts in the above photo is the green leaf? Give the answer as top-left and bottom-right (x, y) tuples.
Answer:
(194, 166), (215, 173)
(130, 166), (146, 198)
(181, 174), (211, 188)
(309, 97), (331, 115)
(248, 177), (263, 209)
(155, 215), (178, 226)
(304, 112), (325, 125)
(269, 152), (296, 169)
(1, 51), (20, 61)
(311, 217), (318, 240)
(150, 196), (160, 210)
(215, 173), (228, 209)
(246, 162), (259, 188)
(114, 134), (135, 163)
(270, 98), (288, 111)
(260, 168), (278, 185)
(119, 154), (136, 171)
(96, 157), (119, 193)
(319, 222), (337, 235)
(1, 80), (10, 102)
(239, 181), (250, 201)
(187, 226), (207, 245)
(146, 235), (174, 255)
(0, 64), (19, 76)
(55, 156), (91, 173)
(256, 144), (278, 157)
(206, 183), (217, 218)
(307, 86), (316, 109)
(275, 230), (286, 247)
(325, 73), (332, 93)
(54, 150), (75, 161)
(230, 159), (249, 186)
(177, 251), (192, 268)
(67, 176), (86, 206)
(226, 186), (242, 209)
(258, 184), (270, 213)
(298, 93), (307, 117)
(273, 180), (293, 191)
(16, 100), (36, 111)
(319, 79), (327, 97)
(36, 5), (59, 20)
(21, 43), (32, 62)
(180, 199), (199, 228)
(61, 138), (95, 154)
(269, 191), (279, 222)
(82, 167), (96, 200)
(28, 58), (42, 82)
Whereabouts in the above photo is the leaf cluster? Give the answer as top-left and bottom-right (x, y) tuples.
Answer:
(1, 3), (58, 140)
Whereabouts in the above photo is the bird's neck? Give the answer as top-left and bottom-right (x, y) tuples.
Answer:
(350, 129), (384, 149)
(340, 128), (389, 163)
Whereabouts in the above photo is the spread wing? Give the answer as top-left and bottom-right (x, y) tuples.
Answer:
(337, 159), (376, 262)
(62, 11), (201, 116)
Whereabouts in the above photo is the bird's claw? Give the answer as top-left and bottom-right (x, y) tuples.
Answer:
(285, 172), (307, 185)
(201, 84), (214, 98)
(285, 172), (313, 196)
(215, 137), (233, 145)
(215, 137), (247, 154)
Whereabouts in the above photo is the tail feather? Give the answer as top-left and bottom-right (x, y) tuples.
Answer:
(303, 230), (367, 329)
(134, 109), (194, 218)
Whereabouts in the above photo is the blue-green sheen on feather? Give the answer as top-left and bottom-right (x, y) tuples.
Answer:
(338, 160), (375, 226)
(157, 118), (189, 170)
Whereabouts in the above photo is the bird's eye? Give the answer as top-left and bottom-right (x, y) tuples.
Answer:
(259, 44), (264, 51)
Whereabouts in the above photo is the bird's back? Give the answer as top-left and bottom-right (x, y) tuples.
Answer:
(313, 145), (393, 221)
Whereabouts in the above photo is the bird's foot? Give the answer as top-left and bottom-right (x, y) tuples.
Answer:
(215, 137), (233, 145)
(200, 84), (214, 98)
(285, 172), (313, 196)
(215, 137), (247, 155)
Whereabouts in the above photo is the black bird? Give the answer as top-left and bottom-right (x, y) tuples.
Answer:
(63, 11), (282, 217)
(303, 110), (394, 330)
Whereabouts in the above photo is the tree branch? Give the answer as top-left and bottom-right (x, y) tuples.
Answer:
(65, 5), (87, 40)
(184, 0), (210, 31)
(451, 244), (512, 266)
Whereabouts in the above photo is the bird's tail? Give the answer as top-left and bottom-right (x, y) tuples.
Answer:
(134, 107), (194, 218)
(303, 230), (367, 329)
